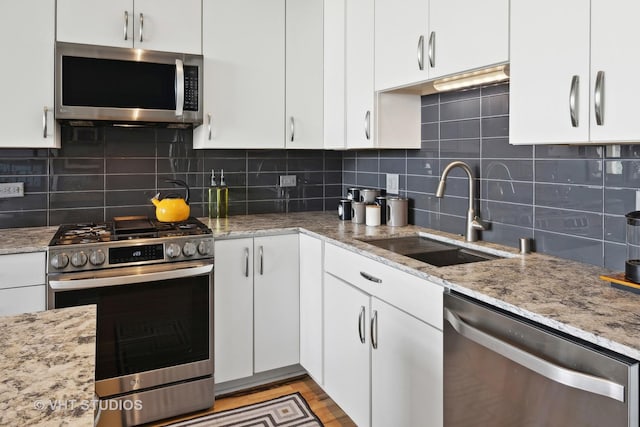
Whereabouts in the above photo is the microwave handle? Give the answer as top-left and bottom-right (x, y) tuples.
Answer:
(175, 59), (184, 117)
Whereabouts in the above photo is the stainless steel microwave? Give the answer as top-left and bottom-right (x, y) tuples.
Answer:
(55, 42), (203, 126)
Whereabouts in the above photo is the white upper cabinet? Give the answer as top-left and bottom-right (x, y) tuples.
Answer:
(56, 0), (202, 54)
(428, 0), (509, 79)
(374, 0), (428, 91)
(589, 0), (640, 143)
(345, 0), (375, 149)
(511, 0), (640, 145)
(194, 0), (285, 149)
(0, 0), (58, 148)
(510, 0), (590, 145)
(285, 0), (324, 149)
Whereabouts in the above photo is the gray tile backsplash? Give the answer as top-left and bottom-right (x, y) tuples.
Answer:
(2, 82), (640, 272)
(343, 82), (640, 271)
(0, 127), (342, 229)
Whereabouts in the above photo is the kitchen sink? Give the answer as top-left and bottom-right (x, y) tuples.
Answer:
(360, 234), (505, 267)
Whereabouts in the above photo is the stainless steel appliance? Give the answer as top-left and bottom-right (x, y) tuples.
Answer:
(47, 216), (214, 427)
(55, 42), (203, 126)
(444, 292), (639, 426)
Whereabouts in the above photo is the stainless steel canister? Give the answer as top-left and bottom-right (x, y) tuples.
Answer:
(387, 197), (408, 227)
(360, 188), (380, 204)
(347, 188), (360, 201)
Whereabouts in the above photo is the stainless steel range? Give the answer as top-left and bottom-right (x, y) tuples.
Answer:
(47, 216), (214, 427)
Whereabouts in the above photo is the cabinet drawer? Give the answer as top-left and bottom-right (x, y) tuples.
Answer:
(325, 243), (443, 329)
(0, 285), (46, 316)
(0, 252), (45, 290)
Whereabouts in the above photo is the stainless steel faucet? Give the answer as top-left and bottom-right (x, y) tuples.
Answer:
(436, 161), (486, 242)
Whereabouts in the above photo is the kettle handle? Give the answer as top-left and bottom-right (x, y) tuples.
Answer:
(164, 179), (190, 204)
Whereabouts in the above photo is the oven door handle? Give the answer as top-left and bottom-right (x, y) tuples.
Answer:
(49, 264), (213, 290)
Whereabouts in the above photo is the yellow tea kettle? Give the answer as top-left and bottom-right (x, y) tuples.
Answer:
(151, 179), (190, 222)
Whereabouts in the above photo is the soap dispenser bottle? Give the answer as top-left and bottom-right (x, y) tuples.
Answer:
(207, 169), (218, 218)
(216, 169), (229, 218)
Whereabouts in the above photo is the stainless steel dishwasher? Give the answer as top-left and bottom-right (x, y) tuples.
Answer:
(444, 292), (639, 426)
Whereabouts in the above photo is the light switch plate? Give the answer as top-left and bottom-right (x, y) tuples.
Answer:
(279, 175), (297, 187)
(0, 182), (24, 198)
(386, 174), (399, 194)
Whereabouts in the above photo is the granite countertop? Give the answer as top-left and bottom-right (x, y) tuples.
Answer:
(201, 212), (640, 360)
(2, 212), (640, 361)
(0, 225), (57, 255)
(0, 305), (97, 426)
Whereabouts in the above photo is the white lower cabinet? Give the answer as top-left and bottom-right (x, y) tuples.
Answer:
(299, 233), (324, 383)
(214, 234), (299, 383)
(324, 273), (371, 427)
(0, 252), (46, 316)
(323, 243), (443, 427)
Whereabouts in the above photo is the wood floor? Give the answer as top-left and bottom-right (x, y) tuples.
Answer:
(150, 375), (356, 426)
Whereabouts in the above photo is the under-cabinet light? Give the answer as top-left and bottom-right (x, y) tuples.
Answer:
(432, 65), (510, 92)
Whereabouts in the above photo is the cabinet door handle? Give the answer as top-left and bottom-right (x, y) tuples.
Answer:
(358, 306), (366, 343)
(259, 245), (264, 275)
(428, 31), (435, 68)
(124, 11), (129, 41)
(569, 75), (579, 127)
(207, 114), (212, 140)
(594, 71), (605, 126)
(139, 12), (144, 43)
(370, 310), (378, 349)
(360, 271), (382, 284)
(364, 110), (371, 140)
(289, 116), (295, 142)
(417, 35), (424, 71)
(42, 106), (48, 139)
(244, 247), (249, 277)
(175, 59), (184, 117)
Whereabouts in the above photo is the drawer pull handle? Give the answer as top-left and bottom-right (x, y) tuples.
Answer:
(360, 271), (382, 284)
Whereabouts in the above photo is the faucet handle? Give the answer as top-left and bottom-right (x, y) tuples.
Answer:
(471, 216), (487, 231)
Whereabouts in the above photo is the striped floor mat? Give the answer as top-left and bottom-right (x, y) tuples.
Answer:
(167, 392), (323, 427)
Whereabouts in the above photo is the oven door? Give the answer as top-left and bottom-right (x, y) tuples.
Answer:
(48, 260), (213, 398)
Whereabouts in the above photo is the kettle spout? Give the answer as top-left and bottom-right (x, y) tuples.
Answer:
(151, 193), (161, 207)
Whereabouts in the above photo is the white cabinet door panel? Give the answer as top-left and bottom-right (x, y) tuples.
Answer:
(429, 0), (508, 79)
(589, 0), (640, 143)
(323, 0), (347, 149)
(214, 238), (254, 383)
(57, 0), (133, 48)
(133, 0), (202, 54)
(509, 0), (590, 145)
(324, 273), (370, 427)
(299, 234), (323, 383)
(371, 298), (443, 427)
(374, 0), (428, 91)
(0, 1), (57, 148)
(254, 234), (300, 373)
(196, 0), (285, 149)
(286, 0), (324, 148)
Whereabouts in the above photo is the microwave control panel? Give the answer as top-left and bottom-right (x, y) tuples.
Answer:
(184, 66), (199, 111)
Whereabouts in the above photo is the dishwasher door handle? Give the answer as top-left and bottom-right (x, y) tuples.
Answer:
(444, 308), (625, 402)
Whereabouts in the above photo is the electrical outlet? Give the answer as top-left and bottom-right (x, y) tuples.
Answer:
(386, 174), (399, 195)
(0, 182), (24, 198)
(279, 175), (297, 187)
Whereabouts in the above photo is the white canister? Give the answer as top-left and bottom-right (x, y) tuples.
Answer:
(387, 197), (408, 227)
(366, 204), (381, 226)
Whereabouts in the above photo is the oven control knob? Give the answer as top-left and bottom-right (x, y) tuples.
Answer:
(182, 242), (197, 257)
(50, 253), (69, 269)
(89, 250), (106, 266)
(166, 243), (182, 258)
(71, 251), (88, 267)
(198, 241), (211, 255)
